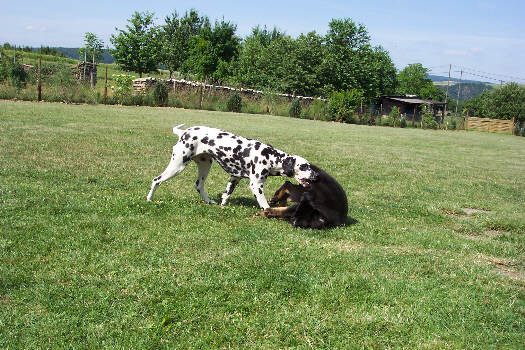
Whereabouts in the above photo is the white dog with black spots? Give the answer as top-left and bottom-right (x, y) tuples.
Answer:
(146, 124), (318, 209)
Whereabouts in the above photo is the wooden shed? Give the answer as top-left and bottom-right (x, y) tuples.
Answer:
(377, 95), (446, 120)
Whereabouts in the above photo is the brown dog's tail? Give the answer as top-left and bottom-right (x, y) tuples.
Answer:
(172, 124), (185, 137)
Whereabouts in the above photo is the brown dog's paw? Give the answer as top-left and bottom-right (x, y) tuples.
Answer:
(253, 209), (270, 218)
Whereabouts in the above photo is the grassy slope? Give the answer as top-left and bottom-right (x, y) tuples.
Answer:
(1, 101), (524, 349)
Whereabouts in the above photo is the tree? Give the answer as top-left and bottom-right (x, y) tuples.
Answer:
(79, 33), (104, 65)
(322, 18), (371, 95)
(397, 63), (443, 100)
(321, 18), (397, 100)
(397, 63), (431, 95)
(160, 9), (205, 79)
(181, 18), (240, 83)
(461, 91), (490, 117)
(486, 82), (525, 122)
(110, 11), (161, 77)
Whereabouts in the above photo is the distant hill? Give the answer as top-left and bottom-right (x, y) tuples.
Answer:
(428, 74), (492, 85)
(48, 47), (115, 64)
(428, 75), (494, 101)
(436, 82), (493, 102)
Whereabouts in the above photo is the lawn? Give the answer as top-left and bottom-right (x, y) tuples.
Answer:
(1, 100), (524, 349)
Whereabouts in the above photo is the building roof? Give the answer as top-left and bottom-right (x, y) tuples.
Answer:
(380, 96), (446, 105)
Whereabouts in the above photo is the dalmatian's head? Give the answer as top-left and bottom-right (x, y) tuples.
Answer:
(282, 156), (319, 187)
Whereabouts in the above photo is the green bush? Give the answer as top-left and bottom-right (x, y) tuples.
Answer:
(0, 60), (8, 82)
(8, 62), (28, 88)
(422, 112), (438, 129)
(388, 106), (401, 127)
(111, 74), (135, 104)
(357, 112), (373, 125)
(449, 118), (457, 130)
(288, 98), (302, 118)
(328, 89), (363, 123)
(399, 116), (407, 128)
(521, 127), (525, 137)
(514, 123), (521, 136)
(151, 81), (169, 106)
(226, 92), (242, 112)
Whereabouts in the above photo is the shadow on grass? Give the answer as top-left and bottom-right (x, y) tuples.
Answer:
(228, 197), (259, 207)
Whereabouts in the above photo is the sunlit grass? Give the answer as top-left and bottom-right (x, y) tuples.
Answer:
(1, 100), (524, 349)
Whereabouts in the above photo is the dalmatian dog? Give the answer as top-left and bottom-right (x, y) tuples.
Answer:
(146, 124), (318, 209)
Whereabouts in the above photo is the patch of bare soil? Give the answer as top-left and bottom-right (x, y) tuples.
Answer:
(486, 256), (525, 284)
(463, 229), (505, 241)
(461, 208), (493, 216)
(441, 208), (493, 219)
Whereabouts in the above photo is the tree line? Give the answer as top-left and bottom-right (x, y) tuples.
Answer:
(108, 10), (445, 104)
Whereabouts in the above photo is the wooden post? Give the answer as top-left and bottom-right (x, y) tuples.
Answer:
(199, 81), (205, 110)
(103, 65), (108, 104)
(37, 58), (42, 101)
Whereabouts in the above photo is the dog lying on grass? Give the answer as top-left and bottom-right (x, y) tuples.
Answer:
(254, 164), (348, 229)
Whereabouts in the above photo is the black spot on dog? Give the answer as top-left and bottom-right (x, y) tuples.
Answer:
(254, 142), (261, 150)
(208, 139), (215, 147)
(201, 136), (209, 144)
(193, 136), (198, 140)
(233, 145), (242, 154)
(241, 148), (251, 158)
(237, 139), (243, 145)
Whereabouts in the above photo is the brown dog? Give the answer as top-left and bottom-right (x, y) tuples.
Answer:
(255, 164), (348, 229)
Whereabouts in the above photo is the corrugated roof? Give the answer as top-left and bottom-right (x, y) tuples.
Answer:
(383, 96), (446, 105)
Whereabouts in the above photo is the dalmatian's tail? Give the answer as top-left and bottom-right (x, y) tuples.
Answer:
(172, 124), (185, 137)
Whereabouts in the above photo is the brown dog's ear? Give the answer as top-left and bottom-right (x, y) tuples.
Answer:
(282, 157), (296, 177)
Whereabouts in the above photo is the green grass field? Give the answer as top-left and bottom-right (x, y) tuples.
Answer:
(1, 100), (524, 349)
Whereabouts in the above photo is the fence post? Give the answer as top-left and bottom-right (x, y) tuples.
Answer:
(104, 65), (108, 104)
(37, 58), (42, 102)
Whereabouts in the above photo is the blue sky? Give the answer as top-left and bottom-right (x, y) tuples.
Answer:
(1, 0), (524, 83)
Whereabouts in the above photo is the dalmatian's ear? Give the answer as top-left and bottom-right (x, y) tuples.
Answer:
(282, 157), (296, 177)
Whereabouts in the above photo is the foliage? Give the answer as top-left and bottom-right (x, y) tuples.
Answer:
(160, 9), (205, 78)
(111, 74), (135, 103)
(422, 109), (438, 129)
(460, 83), (525, 122)
(78, 32), (104, 63)
(399, 115), (407, 128)
(37, 46), (66, 57)
(288, 98), (302, 118)
(7, 62), (28, 88)
(487, 82), (525, 122)
(226, 92), (242, 112)
(388, 106), (401, 127)
(322, 19), (397, 100)
(0, 58), (8, 82)
(396, 63), (443, 101)
(328, 89), (363, 123)
(151, 81), (169, 106)
(181, 18), (240, 83)
(110, 11), (161, 77)
(462, 90), (491, 117)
